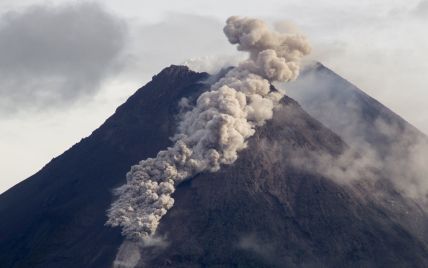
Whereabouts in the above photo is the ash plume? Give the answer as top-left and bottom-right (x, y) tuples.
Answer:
(107, 16), (311, 240)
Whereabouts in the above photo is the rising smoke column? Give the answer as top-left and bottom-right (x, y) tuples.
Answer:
(107, 16), (311, 240)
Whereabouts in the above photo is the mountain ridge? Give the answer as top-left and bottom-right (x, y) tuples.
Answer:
(0, 65), (208, 267)
(1, 64), (427, 267)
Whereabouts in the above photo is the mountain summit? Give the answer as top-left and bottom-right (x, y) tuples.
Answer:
(1, 65), (427, 267)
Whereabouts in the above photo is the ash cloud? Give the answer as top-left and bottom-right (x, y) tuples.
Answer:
(113, 241), (141, 268)
(107, 16), (310, 240)
(113, 236), (169, 268)
(183, 54), (245, 74)
(0, 2), (127, 115)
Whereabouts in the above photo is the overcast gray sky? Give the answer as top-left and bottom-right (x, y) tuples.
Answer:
(0, 0), (427, 193)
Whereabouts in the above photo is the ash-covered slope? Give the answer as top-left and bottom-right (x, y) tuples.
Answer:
(0, 65), (427, 268)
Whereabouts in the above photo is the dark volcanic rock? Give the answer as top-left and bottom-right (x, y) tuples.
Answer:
(0, 65), (209, 267)
(139, 93), (428, 268)
(0, 65), (427, 267)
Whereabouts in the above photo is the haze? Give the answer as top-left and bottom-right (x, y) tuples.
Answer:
(1, 0), (427, 193)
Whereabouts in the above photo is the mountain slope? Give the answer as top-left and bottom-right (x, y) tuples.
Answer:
(0, 65), (427, 267)
(0, 66), (209, 267)
(287, 62), (428, 243)
(138, 89), (428, 268)
(287, 62), (428, 152)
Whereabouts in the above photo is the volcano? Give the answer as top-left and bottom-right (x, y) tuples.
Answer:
(0, 64), (427, 267)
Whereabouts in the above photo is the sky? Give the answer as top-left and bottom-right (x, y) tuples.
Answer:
(0, 0), (427, 193)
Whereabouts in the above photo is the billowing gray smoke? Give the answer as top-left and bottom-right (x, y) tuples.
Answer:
(107, 16), (311, 240)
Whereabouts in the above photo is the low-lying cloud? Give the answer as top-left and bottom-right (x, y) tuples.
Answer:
(0, 2), (127, 115)
(286, 64), (428, 202)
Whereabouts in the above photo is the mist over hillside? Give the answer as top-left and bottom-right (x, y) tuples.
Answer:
(0, 64), (427, 267)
